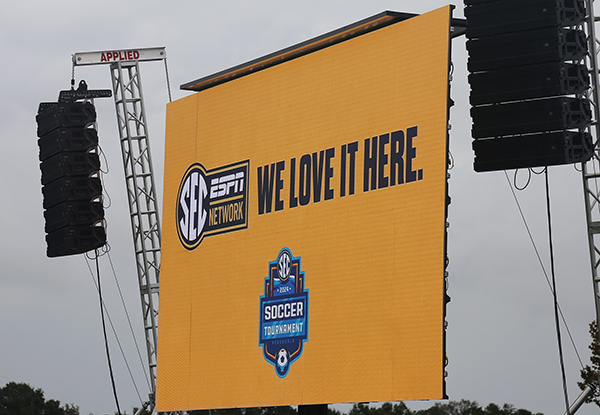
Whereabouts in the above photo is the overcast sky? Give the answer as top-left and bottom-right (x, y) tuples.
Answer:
(1, 1), (598, 415)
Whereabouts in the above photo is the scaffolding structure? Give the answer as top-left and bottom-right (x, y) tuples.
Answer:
(578, 0), (600, 409)
(109, 59), (162, 400)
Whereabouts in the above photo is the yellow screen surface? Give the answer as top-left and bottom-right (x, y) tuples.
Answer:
(157, 6), (451, 411)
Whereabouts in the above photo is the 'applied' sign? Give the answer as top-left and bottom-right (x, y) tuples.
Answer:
(72, 47), (166, 66)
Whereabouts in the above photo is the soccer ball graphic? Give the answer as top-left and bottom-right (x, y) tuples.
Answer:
(277, 348), (288, 368)
(278, 250), (291, 282)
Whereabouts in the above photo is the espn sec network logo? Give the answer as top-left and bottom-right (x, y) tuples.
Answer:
(176, 160), (249, 250)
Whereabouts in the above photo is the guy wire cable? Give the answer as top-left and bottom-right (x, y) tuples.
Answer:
(106, 247), (152, 391)
(504, 170), (585, 369)
(94, 249), (122, 415)
(543, 169), (570, 414)
(84, 253), (145, 404)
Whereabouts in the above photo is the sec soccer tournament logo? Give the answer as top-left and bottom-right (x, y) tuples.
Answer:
(259, 248), (309, 378)
(177, 161), (249, 250)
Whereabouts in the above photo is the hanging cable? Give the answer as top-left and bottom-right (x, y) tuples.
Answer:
(71, 56), (76, 90)
(97, 143), (110, 175)
(513, 168), (532, 191)
(97, 155), (112, 211)
(84, 254), (145, 404)
(544, 169), (570, 415)
(503, 171), (584, 369)
(93, 249), (123, 415)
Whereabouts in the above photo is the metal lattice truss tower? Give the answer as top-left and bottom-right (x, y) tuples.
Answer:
(110, 59), (161, 397)
(576, 6), (600, 410)
(582, 0), (600, 374)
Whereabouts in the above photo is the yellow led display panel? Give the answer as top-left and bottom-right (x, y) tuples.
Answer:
(157, 6), (452, 411)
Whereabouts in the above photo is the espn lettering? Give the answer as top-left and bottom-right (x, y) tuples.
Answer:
(177, 161), (249, 250)
(210, 172), (244, 198)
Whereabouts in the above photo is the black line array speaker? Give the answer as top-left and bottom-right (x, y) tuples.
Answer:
(36, 101), (106, 257)
(464, 0), (593, 172)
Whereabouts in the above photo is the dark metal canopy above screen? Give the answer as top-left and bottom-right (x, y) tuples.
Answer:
(181, 10), (466, 92)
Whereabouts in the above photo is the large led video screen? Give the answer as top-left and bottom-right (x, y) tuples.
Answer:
(157, 6), (452, 411)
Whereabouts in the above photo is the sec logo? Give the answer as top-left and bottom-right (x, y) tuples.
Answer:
(177, 163), (209, 250)
(278, 249), (291, 282)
